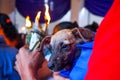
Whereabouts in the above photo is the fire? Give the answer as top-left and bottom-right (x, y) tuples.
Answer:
(44, 4), (51, 26)
(25, 16), (32, 29)
(34, 11), (43, 32)
(35, 11), (41, 22)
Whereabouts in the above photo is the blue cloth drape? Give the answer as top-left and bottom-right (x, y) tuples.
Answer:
(16, 0), (70, 23)
(85, 0), (114, 17)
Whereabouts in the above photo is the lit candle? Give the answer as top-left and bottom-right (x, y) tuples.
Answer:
(25, 16), (32, 44)
(25, 16), (32, 29)
(24, 16), (32, 34)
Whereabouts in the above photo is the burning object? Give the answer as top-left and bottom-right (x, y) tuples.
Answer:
(26, 3), (51, 51)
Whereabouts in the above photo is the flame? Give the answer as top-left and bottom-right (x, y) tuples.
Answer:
(25, 16), (32, 29)
(35, 11), (43, 32)
(44, 4), (51, 26)
(35, 11), (41, 22)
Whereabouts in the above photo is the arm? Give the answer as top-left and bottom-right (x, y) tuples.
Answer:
(71, 0), (84, 23)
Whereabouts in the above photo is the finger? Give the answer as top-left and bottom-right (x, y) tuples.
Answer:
(16, 54), (19, 60)
(19, 46), (30, 55)
(31, 49), (42, 58)
(14, 61), (19, 73)
(15, 59), (20, 71)
(14, 64), (18, 71)
(24, 44), (29, 49)
(15, 58), (22, 77)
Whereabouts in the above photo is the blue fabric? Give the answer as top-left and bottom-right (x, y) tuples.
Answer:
(16, 0), (70, 22)
(0, 36), (21, 80)
(59, 69), (71, 78)
(85, 0), (114, 17)
(59, 41), (94, 79)
(70, 41), (93, 80)
(16, 0), (113, 22)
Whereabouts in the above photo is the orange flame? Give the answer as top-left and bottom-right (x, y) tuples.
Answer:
(34, 11), (43, 32)
(25, 16), (32, 29)
(44, 4), (51, 26)
(35, 11), (41, 22)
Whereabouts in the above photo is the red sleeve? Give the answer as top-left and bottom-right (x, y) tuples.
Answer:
(85, 0), (120, 80)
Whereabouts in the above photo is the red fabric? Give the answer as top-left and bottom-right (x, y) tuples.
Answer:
(85, 0), (120, 80)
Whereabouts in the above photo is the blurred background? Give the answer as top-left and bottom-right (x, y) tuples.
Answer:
(0, 0), (105, 34)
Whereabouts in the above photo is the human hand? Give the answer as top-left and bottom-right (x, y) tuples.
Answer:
(15, 45), (45, 80)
